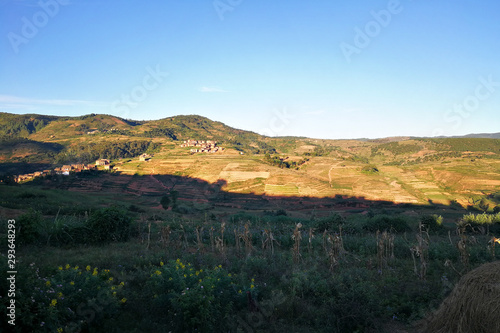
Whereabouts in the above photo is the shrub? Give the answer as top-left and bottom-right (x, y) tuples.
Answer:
(145, 259), (253, 332)
(3, 263), (126, 333)
(17, 209), (44, 244)
(420, 214), (444, 233)
(85, 206), (132, 243)
(363, 215), (410, 233)
(313, 213), (345, 232)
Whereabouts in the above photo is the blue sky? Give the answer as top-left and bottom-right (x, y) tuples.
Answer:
(1, 0), (499, 139)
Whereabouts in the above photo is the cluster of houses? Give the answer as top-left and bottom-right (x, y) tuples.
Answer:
(13, 159), (112, 183)
(180, 140), (224, 153)
(86, 128), (120, 135)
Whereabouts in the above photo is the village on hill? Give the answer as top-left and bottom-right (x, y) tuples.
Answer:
(180, 139), (224, 153)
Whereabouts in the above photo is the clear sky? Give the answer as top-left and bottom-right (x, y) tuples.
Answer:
(1, 0), (499, 139)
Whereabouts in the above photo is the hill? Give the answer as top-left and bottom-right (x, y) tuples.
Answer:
(0, 112), (499, 209)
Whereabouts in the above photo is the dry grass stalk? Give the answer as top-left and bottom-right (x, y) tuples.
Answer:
(216, 222), (226, 255)
(377, 230), (395, 272)
(424, 261), (500, 333)
(178, 224), (188, 249)
(322, 230), (328, 254)
(292, 223), (302, 263)
(322, 227), (347, 272)
(209, 226), (215, 251)
(262, 229), (280, 255)
(488, 237), (500, 257)
(195, 226), (204, 251)
(410, 232), (428, 280)
(308, 228), (314, 254)
(146, 222), (151, 250)
(242, 223), (253, 257)
(159, 225), (171, 248)
(457, 234), (469, 272)
(234, 228), (241, 253)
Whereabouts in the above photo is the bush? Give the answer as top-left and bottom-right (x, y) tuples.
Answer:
(420, 214), (444, 233)
(17, 209), (44, 244)
(145, 259), (254, 332)
(0, 263), (126, 333)
(85, 206), (132, 244)
(313, 213), (345, 232)
(363, 215), (411, 233)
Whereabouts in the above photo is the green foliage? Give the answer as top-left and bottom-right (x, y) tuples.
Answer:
(363, 215), (411, 233)
(160, 195), (171, 210)
(313, 213), (345, 232)
(420, 214), (444, 233)
(0, 113), (58, 136)
(85, 207), (132, 243)
(371, 142), (423, 156)
(145, 259), (252, 332)
(55, 140), (156, 164)
(422, 138), (500, 153)
(0, 262), (125, 332)
(17, 209), (44, 244)
(361, 164), (379, 174)
(264, 154), (308, 169)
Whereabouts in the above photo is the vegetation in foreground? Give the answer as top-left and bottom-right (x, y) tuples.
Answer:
(2, 200), (500, 332)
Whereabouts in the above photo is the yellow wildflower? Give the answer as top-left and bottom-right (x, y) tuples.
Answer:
(113, 291), (117, 296)
(92, 268), (98, 276)
(65, 264), (70, 270)
(50, 299), (57, 307)
(57, 292), (63, 298)
(58, 266), (63, 271)
(160, 261), (164, 266)
(74, 265), (79, 270)
(250, 284), (255, 289)
(119, 282), (125, 287)
(121, 298), (127, 303)
(70, 281), (75, 285)
(57, 328), (63, 333)
(86, 265), (91, 271)
(45, 281), (51, 287)
(109, 277), (114, 281)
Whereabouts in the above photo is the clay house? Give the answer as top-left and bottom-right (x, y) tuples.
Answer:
(139, 154), (152, 162)
(95, 159), (110, 166)
(62, 165), (73, 172)
(72, 164), (85, 172)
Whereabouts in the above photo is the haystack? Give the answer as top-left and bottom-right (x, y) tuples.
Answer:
(423, 260), (500, 333)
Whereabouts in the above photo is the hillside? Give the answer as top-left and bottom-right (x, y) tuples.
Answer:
(0, 112), (499, 209)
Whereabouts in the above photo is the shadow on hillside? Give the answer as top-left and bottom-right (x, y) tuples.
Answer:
(4, 168), (472, 218)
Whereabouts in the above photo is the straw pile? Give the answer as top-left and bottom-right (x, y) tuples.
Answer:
(423, 260), (500, 333)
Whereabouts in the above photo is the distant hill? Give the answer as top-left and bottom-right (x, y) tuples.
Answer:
(0, 111), (499, 167)
(458, 133), (500, 139)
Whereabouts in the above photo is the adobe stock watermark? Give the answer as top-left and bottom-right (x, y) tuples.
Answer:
(432, 75), (499, 137)
(7, 0), (69, 54)
(259, 108), (295, 137)
(340, 0), (403, 63)
(111, 65), (168, 119)
(213, 0), (243, 21)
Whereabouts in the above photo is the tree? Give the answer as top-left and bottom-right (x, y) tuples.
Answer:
(170, 190), (179, 209)
(160, 194), (171, 210)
